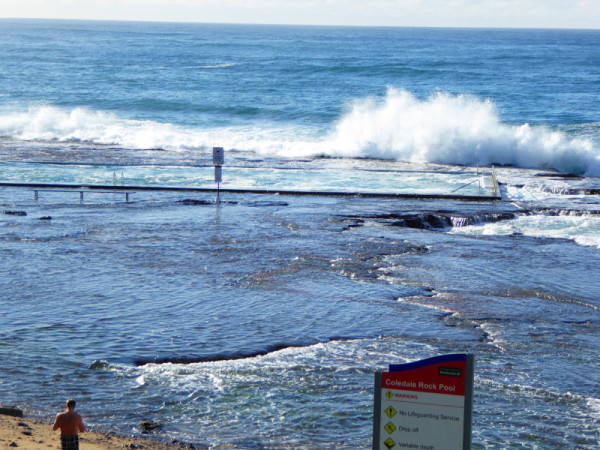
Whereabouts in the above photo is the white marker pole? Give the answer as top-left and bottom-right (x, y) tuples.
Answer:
(213, 147), (225, 203)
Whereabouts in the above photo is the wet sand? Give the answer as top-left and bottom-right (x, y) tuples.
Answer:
(0, 414), (188, 449)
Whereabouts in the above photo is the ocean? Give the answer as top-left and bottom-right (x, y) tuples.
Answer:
(0, 19), (599, 448)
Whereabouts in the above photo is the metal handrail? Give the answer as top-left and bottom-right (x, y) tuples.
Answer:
(451, 179), (479, 193)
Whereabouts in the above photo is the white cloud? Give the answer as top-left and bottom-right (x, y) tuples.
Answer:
(0, 0), (597, 28)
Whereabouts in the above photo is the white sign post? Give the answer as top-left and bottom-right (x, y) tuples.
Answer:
(373, 354), (474, 450)
(212, 147), (224, 202)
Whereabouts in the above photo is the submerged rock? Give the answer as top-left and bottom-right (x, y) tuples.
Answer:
(245, 200), (289, 207)
(178, 199), (238, 205)
(178, 199), (212, 205)
(140, 421), (162, 433)
(89, 359), (111, 370)
(0, 406), (24, 417)
(340, 210), (518, 231)
(398, 213), (453, 230)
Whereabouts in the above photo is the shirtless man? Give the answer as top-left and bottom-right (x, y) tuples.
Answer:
(53, 399), (86, 450)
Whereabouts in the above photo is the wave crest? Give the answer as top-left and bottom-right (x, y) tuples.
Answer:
(0, 105), (200, 150)
(1, 91), (599, 176)
(327, 88), (599, 175)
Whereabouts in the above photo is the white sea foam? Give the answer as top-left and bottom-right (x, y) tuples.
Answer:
(195, 63), (236, 69)
(326, 88), (600, 176)
(1, 91), (599, 176)
(0, 103), (321, 155)
(451, 214), (600, 249)
(0, 105), (203, 150)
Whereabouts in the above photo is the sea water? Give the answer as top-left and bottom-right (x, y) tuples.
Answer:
(0, 20), (599, 448)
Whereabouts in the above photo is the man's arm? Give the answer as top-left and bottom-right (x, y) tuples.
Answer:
(77, 413), (86, 432)
(52, 414), (61, 431)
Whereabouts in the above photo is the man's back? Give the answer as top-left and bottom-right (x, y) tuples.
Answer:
(54, 410), (84, 435)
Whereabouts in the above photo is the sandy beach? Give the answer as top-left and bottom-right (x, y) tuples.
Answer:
(0, 413), (189, 449)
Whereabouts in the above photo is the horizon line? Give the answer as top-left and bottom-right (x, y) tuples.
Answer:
(1, 17), (598, 32)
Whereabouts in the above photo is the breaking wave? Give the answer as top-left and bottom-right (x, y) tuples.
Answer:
(1, 89), (599, 176)
(327, 88), (600, 176)
(0, 105), (204, 150)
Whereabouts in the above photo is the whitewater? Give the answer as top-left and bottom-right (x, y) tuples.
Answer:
(0, 20), (599, 448)
(1, 88), (599, 176)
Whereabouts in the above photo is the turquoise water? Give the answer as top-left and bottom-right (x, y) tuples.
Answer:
(0, 20), (599, 448)
(0, 160), (495, 195)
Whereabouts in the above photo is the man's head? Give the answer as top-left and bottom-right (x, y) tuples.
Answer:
(66, 399), (76, 410)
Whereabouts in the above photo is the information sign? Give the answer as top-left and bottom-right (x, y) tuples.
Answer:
(212, 147), (224, 185)
(212, 146), (225, 166)
(373, 354), (474, 450)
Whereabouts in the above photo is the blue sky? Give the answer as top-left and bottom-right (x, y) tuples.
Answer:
(0, 0), (598, 29)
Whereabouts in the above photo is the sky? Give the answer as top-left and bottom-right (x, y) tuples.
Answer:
(0, 0), (598, 29)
